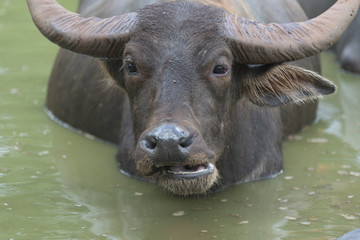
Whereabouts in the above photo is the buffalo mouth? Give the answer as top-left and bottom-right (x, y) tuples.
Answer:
(162, 162), (214, 179)
(155, 162), (219, 196)
(162, 163), (214, 179)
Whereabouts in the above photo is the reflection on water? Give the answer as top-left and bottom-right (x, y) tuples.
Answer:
(318, 58), (360, 154)
(0, 67), (8, 75)
(0, 146), (10, 158)
(1, 1), (360, 239)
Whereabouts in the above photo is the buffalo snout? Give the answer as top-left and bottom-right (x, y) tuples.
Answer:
(136, 123), (219, 196)
(140, 124), (194, 163)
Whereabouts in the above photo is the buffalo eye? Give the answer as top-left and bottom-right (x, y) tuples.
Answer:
(125, 61), (138, 75)
(213, 65), (229, 75)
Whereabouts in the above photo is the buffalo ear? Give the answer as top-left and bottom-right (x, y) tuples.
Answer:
(241, 64), (336, 107)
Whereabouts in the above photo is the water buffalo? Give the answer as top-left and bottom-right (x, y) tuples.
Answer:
(299, 0), (360, 73)
(27, 0), (359, 196)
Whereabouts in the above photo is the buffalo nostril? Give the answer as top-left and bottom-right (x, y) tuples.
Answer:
(143, 136), (157, 150)
(179, 136), (194, 148)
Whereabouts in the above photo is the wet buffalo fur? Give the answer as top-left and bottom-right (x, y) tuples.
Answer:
(45, 0), (336, 196)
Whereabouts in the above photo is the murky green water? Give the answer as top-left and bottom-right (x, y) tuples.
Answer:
(1, 1), (360, 239)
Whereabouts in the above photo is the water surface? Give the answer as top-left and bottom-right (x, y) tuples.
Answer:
(1, 1), (360, 239)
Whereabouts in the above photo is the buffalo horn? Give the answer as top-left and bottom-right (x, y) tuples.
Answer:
(26, 0), (137, 58)
(225, 0), (360, 64)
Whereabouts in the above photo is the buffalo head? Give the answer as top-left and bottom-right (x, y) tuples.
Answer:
(27, 0), (359, 196)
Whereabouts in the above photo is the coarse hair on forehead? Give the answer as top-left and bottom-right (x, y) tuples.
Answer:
(136, 1), (225, 40)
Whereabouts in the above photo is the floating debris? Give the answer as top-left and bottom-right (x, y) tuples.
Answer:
(102, 233), (112, 237)
(284, 176), (294, 180)
(340, 214), (358, 220)
(237, 220), (249, 225)
(307, 138), (329, 144)
(10, 88), (19, 95)
(300, 221), (311, 226)
(349, 172), (360, 177)
(337, 170), (349, 175)
(279, 207), (288, 211)
(288, 135), (303, 141)
(172, 211), (186, 217)
(284, 216), (297, 220)
(19, 132), (29, 137)
(84, 133), (95, 140)
(134, 192), (143, 196)
(200, 230), (208, 233)
(220, 198), (228, 202)
(338, 170), (360, 177)
(13, 145), (20, 151)
(38, 150), (50, 156)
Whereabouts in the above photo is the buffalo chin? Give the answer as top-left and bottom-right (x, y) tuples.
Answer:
(157, 163), (219, 196)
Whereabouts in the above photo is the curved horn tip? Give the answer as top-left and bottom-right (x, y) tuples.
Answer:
(27, 0), (138, 58)
(224, 0), (360, 64)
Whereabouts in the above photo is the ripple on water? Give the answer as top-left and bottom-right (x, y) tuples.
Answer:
(0, 114), (12, 120)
